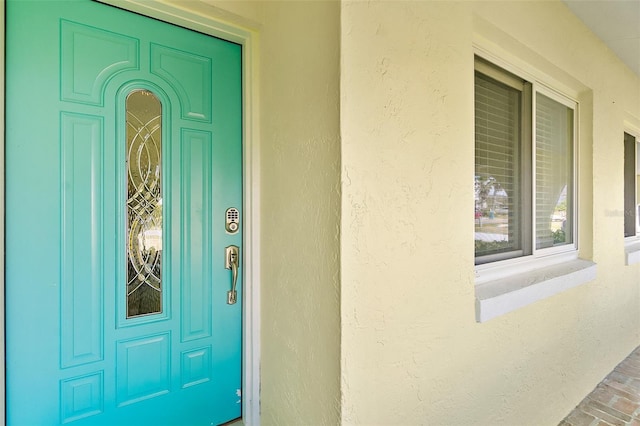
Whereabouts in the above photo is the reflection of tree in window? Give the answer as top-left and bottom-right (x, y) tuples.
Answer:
(475, 175), (508, 219)
(475, 175), (511, 254)
(474, 66), (522, 259)
(126, 89), (163, 318)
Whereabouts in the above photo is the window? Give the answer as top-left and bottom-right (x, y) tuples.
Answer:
(624, 131), (640, 238)
(126, 89), (163, 318)
(475, 57), (577, 265)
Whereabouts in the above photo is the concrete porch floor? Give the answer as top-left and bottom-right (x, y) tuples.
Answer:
(560, 346), (640, 426)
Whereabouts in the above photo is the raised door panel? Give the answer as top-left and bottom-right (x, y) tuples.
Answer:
(180, 129), (213, 342)
(60, 112), (105, 369)
(61, 20), (139, 105)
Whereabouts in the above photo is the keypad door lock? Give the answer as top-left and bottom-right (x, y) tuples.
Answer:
(225, 208), (240, 234)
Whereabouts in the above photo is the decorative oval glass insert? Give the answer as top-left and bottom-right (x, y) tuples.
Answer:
(126, 89), (162, 318)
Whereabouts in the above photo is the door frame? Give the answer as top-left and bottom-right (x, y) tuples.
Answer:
(1, 0), (261, 423)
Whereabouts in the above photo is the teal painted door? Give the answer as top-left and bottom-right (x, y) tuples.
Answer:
(6, 1), (243, 424)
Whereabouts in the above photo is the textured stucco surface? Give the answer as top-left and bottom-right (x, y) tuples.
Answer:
(341, 1), (640, 425)
(258, 1), (342, 424)
(205, 0), (342, 423)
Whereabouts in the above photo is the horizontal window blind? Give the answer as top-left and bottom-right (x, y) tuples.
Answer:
(535, 93), (573, 249)
(475, 72), (522, 259)
(624, 132), (636, 237)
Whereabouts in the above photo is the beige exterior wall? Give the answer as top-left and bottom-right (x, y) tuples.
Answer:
(258, 1), (342, 424)
(208, 0), (343, 423)
(341, 1), (640, 425)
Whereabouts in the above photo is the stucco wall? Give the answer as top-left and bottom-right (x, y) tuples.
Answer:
(258, 1), (342, 424)
(193, 0), (343, 423)
(341, 1), (640, 425)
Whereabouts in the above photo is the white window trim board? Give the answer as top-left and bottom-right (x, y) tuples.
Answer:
(473, 37), (583, 101)
(625, 240), (640, 265)
(475, 258), (597, 322)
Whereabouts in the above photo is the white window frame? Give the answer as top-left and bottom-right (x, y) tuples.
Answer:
(473, 49), (596, 322)
(475, 55), (579, 278)
(532, 84), (579, 256)
(623, 125), (640, 265)
(623, 130), (639, 239)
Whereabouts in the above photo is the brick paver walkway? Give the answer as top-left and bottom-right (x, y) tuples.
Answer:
(560, 346), (640, 426)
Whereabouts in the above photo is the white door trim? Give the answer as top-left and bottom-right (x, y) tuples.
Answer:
(3, 0), (261, 423)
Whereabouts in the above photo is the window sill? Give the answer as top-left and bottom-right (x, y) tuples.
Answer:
(475, 258), (597, 323)
(624, 240), (640, 265)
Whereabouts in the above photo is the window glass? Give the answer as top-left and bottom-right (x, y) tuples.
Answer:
(624, 132), (637, 237)
(474, 72), (523, 259)
(126, 89), (163, 318)
(535, 93), (574, 249)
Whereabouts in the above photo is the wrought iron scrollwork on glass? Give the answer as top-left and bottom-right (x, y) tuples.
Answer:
(126, 89), (162, 318)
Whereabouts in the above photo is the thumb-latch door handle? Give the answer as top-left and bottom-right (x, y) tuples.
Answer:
(225, 245), (239, 304)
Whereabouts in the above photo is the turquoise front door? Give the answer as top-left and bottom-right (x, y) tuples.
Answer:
(6, 1), (243, 424)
